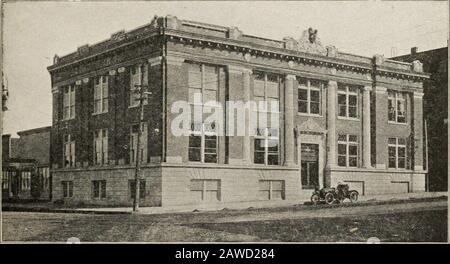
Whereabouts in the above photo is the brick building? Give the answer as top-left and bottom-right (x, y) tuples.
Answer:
(2, 126), (51, 200)
(47, 16), (429, 207)
(392, 47), (448, 191)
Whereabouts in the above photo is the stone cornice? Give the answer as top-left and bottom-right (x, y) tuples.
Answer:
(47, 16), (429, 83)
(47, 30), (160, 73)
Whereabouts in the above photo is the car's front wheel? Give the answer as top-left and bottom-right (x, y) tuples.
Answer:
(325, 192), (334, 205)
(311, 193), (320, 205)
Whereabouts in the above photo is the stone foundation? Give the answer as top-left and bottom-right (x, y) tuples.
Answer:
(330, 168), (426, 195)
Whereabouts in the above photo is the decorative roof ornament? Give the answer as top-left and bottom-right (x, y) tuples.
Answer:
(412, 60), (423, 72)
(284, 27), (332, 56)
(297, 27), (327, 55)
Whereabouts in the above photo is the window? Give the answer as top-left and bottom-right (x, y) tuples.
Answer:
(337, 134), (359, 167)
(62, 181), (73, 198)
(388, 91), (407, 123)
(63, 134), (75, 167)
(129, 180), (146, 199)
(388, 138), (407, 169)
(190, 179), (221, 202)
(92, 180), (106, 199)
(2, 171), (9, 190)
(188, 63), (220, 105)
(38, 167), (50, 191)
(259, 180), (285, 200)
(254, 128), (279, 165)
(20, 171), (31, 191)
(63, 84), (75, 120)
(94, 129), (108, 165)
(338, 84), (358, 119)
(189, 122), (217, 163)
(253, 72), (280, 111)
(130, 64), (148, 107)
(130, 123), (148, 164)
(93, 76), (108, 114)
(298, 78), (322, 115)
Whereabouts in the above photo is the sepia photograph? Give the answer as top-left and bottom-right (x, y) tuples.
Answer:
(0, 0), (448, 247)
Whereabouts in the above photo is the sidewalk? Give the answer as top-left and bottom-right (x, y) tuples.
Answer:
(3, 191), (447, 215)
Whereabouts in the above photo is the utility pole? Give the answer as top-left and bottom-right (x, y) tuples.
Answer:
(133, 64), (150, 212)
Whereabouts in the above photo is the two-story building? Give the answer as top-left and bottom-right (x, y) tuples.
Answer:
(2, 126), (51, 200)
(47, 15), (429, 207)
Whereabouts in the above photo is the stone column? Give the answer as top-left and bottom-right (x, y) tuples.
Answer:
(227, 65), (252, 164)
(284, 74), (296, 166)
(362, 86), (372, 168)
(374, 86), (388, 169)
(242, 69), (252, 164)
(413, 91), (424, 171)
(327, 80), (337, 167)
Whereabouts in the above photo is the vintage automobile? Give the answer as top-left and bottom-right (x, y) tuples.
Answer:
(310, 183), (359, 205)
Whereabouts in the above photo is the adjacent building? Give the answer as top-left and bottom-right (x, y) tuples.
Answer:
(392, 47), (448, 192)
(2, 126), (51, 200)
(47, 16), (429, 207)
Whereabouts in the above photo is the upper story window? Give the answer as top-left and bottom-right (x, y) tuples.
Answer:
(63, 134), (75, 168)
(188, 122), (218, 163)
(188, 62), (219, 105)
(388, 137), (407, 169)
(130, 64), (148, 107)
(338, 84), (358, 119)
(338, 134), (358, 168)
(63, 84), (75, 120)
(388, 91), (407, 124)
(254, 127), (279, 166)
(298, 78), (322, 115)
(130, 123), (148, 164)
(253, 72), (280, 112)
(94, 76), (108, 114)
(94, 129), (108, 165)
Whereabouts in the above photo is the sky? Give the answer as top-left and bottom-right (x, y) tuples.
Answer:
(2, 1), (448, 136)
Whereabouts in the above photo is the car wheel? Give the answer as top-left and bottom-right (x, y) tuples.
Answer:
(349, 191), (359, 202)
(311, 194), (320, 205)
(325, 192), (334, 205)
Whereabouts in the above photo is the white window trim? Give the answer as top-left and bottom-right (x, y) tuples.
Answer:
(63, 134), (75, 168)
(129, 64), (148, 108)
(298, 79), (322, 116)
(388, 91), (407, 124)
(337, 134), (359, 168)
(388, 137), (408, 170)
(93, 76), (109, 115)
(93, 129), (108, 165)
(337, 85), (359, 120)
(62, 84), (76, 120)
(254, 127), (280, 166)
(189, 122), (218, 163)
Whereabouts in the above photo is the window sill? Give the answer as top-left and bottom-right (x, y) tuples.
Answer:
(92, 111), (108, 116)
(61, 118), (75, 122)
(337, 165), (359, 169)
(388, 121), (408, 126)
(387, 167), (409, 171)
(337, 116), (360, 122)
(297, 113), (323, 118)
